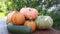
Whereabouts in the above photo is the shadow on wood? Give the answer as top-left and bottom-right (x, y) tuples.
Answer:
(32, 28), (60, 34)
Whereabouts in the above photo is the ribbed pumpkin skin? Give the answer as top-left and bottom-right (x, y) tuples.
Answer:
(35, 16), (53, 29)
(11, 12), (25, 25)
(6, 11), (15, 24)
(20, 8), (38, 19)
(24, 20), (36, 32)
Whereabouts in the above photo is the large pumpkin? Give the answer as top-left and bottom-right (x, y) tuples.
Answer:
(35, 16), (53, 29)
(20, 7), (38, 19)
(11, 12), (25, 25)
(24, 20), (36, 32)
(6, 11), (15, 24)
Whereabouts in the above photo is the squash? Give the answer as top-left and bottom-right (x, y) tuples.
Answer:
(6, 11), (15, 24)
(7, 23), (32, 34)
(20, 7), (38, 19)
(24, 19), (36, 32)
(35, 16), (53, 29)
(11, 12), (25, 25)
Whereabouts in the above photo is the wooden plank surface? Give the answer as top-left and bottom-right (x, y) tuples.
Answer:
(32, 28), (60, 34)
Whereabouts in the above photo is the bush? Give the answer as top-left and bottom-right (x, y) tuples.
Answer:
(47, 10), (60, 30)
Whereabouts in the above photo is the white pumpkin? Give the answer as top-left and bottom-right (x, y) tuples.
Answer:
(35, 16), (53, 29)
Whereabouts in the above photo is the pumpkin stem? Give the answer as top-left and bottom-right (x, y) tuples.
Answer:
(29, 18), (32, 21)
(14, 8), (16, 11)
(41, 14), (44, 16)
(29, 9), (31, 11)
(38, 13), (40, 16)
(14, 8), (19, 13)
(25, 6), (27, 8)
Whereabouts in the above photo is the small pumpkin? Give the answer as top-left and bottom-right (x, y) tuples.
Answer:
(11, 12), (25, 25)
(24, 19), (36, 32)
(35, 16), (53, 29)
(20, 7), (38, 19)
(6, 11), (15, 24)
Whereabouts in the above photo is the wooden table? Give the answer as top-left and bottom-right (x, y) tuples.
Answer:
(9, 28), (60, 34)
(33, 28), (60, 34)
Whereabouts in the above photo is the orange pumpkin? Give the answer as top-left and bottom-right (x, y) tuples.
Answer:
(20, 7), (38, 19)
(24, 20), (36, 32)
(6, 11), (15, 24)
(11, 12), (25, 25)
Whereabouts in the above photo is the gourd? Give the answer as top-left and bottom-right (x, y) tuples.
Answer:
(35, 16), (53, 29)
(11, 12), (25, 25)
(7, 23), (32, 34)
(20, 7), (38, 19)
(6, 11), (15, 24)
(24, 19), (36, 32)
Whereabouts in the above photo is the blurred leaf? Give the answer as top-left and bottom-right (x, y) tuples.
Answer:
(0, 13), (5, 18)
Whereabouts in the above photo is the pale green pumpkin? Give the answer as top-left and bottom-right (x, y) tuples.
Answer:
(35, 16), (53, 29)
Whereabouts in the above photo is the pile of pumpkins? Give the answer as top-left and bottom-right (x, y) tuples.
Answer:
(6, 7), (53, 34)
